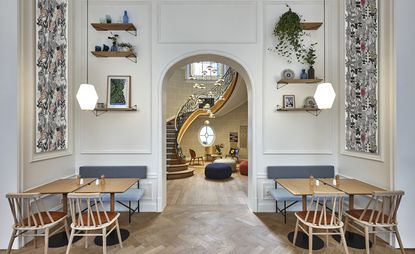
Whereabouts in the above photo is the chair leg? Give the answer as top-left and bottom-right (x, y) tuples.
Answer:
(394, 226), (406, 254)
(102, 227), (107, 254)
(293, 220), (299, 245)
(364, 226), (370, 254)
(6, 229), (16, 254)
(116, 220), (123, 248)
(137, 200), (140, 213)
(85, 230), (88, 248)
(343, 216), (349, 233)
(308, 227), (313, 254)
(65, 228), (75, 254)
(44, 228), (49, 254)
(64, 219), (70, 240)
(340, 227), (349, 254)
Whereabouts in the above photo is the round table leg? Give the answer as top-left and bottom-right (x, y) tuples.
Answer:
(287, 231), (324, 250)
(333, 231), (372, 249)
(48, 231), (82, 248)
(94, 228), (129, 246)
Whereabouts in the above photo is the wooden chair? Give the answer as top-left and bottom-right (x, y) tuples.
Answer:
(189, 149), (204, 165)
(293, 191), (349, 254)
(344, 191), (405, 254)
(225, 147), (240, 162)
(66, 193), (123, 254)
(6, 193), (69, 254)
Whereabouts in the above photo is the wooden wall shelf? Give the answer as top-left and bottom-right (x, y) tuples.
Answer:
(91, 51), (137, 63)
(276, 105), (321, 116)
(277, 79), (323, 89)
(93, 105), (138, 116)
(91, 23), (137, 35)
(300, 22), (323, 30)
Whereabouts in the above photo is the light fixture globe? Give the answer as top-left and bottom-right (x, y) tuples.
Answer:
(76, 84), (98, 110)
(314, 82), (336, 109)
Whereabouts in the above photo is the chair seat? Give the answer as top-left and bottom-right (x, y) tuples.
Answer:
(346, 209), (390, 224)
(21, 211), (66, 227)
(102, 188), (145, 202)
(295, 211), (339, 226)
(73, 212), (118, 227)
(270, 188), (303, 202)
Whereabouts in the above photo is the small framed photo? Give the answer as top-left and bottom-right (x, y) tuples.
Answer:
(283, 95), (295, 108)
(107, 75), (131, 109)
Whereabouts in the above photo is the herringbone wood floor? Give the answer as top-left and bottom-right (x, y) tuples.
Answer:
(5, 164), (413, 253)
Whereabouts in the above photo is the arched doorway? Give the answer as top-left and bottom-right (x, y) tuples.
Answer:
(159, 53), (255, 211)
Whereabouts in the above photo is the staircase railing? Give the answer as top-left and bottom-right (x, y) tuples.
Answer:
(173, 67), (238, 160)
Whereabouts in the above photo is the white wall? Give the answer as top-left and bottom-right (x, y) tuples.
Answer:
(0, 0), (19, 249)
(71, 0), (339, 213)
(394, 0), (415, 248)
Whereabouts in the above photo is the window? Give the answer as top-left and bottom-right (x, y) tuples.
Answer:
(185, 61), (227, 81)
(198, 125), (215, 146)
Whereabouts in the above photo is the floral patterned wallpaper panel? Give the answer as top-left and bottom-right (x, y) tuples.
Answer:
(35, 0), (68, 153)
(345, 0), (378, 154)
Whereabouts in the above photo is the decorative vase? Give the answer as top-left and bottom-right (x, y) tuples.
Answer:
(123, 10), (129, 24)
(102, 44), (109, 51)
(308, 66), (315, 79)
(300, 69), (308, 79)
(111, 42), (118, 51)
(105, 14), (112, 24)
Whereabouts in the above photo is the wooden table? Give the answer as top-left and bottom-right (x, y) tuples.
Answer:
(25, 178), (96, 212)
(319, 178), (385, 209)
(75, 178), (138, 212)
(276, 178), (342, 211)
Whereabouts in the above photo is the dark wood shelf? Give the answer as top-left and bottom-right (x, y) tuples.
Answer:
(93, 105), (138, 116)
(91, 51), (137, 63)
(276, 105), (321, 116)
(300, 22), (323, 30)
(91, 23), (136, 33)
(278, 79), (323, 84)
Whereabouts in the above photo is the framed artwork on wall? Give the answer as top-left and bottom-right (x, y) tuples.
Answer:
(107, 76), (131, 109)
(344, 0), (378, 154)
(35, 0), (68, 154)
(283, 95), (295, 108)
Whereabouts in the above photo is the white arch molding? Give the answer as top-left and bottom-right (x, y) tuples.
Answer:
(157, 51), (257, 212)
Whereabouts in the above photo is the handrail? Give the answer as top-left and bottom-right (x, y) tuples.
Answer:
(176, 71), (238, 144)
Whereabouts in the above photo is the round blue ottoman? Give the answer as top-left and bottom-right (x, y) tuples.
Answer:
(205, 163), (232, 179)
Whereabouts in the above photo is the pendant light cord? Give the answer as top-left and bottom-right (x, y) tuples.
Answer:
(86, 0), (89, 83)
(323, 0), (326, 81)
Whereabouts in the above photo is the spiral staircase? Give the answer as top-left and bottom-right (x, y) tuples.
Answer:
(166, 68), (239, 180)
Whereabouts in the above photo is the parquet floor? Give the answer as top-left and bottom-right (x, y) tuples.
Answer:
(6, 164), (413, 254)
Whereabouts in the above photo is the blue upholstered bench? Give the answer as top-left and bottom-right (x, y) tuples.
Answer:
(267, 165), (335, 223)
(79, 166), (147, 223)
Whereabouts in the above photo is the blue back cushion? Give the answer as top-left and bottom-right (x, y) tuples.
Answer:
(267, 166), (334, 179)
(79, 166), (147, 179)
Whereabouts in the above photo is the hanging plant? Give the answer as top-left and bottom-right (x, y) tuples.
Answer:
(272, 5), (306, 63)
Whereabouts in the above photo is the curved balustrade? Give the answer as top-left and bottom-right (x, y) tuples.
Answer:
(174, 68), (238, 156)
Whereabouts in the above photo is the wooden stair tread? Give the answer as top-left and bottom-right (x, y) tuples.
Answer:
(166, 168), (194, 175)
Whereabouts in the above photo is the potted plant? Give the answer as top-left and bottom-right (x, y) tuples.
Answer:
(117, 42), (134, 52)
(272, 5), (306, 63)
(303, 43), (317, 79)
(215, 143), (224, 155)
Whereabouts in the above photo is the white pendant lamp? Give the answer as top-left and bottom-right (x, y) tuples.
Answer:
(76, 84), (98, 110)
(314, 83), (336, 109)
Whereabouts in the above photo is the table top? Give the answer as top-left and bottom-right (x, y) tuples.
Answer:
(25, 178), (96, 194)
(75, 178), (139, 194)
(276, 179), (342, 196)
(319, 178), (386, 195)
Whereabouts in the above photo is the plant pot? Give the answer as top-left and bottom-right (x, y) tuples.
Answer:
(308, 66), (315, 79)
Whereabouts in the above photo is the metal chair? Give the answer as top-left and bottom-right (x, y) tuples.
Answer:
(66, 193), (122, 254)
(6, 193), (69, 254)
(344, 191), (405, 254)
(293, 191), (349, 254)
(189, 149), (204, 165)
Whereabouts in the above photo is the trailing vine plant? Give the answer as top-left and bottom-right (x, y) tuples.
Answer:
(272, 5), (306, 63)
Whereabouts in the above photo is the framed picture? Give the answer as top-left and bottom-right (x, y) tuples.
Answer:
(283, 95), (295, 108)
(107, 76), (131, 108)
